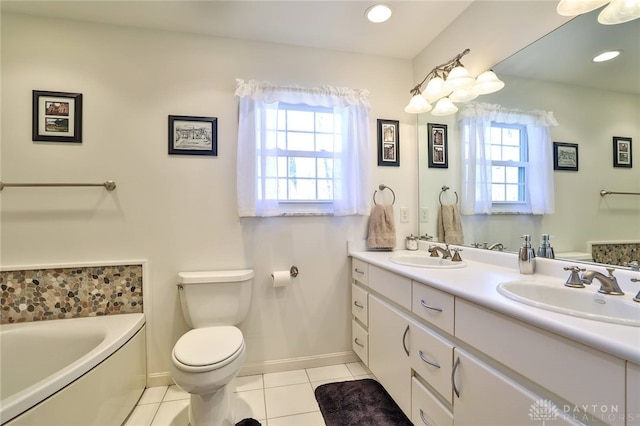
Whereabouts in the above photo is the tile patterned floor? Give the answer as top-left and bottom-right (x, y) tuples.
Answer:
(124, 362), (374, 426)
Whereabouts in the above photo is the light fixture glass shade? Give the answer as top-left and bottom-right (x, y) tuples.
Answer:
(449, 88), (479, 103)
(423, 77), (452, 102)
(598, 0), (640, 24)
(404, 94), (432, 114)
(365, 4), (393, 23)
(443, 66), (475, 92)
(593, 50), (622, 62)
(556, 0), (609, 15)
(473, 70), (505, 95)
(431, 97), (458, 116)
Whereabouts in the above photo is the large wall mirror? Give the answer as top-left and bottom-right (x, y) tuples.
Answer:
(417, 9), (639, 268)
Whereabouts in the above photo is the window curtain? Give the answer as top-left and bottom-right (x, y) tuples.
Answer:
(234, 79), (371, 217)
(458, 103), (558, 215)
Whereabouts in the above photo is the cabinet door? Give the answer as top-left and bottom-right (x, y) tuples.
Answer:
(628, 363), (640, 426)
(452, 348), (580, 426)
(369, 294), (412, 416)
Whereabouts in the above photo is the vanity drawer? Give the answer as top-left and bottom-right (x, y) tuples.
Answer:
(412, 377), (453, 426)
(351, 283), (369, 326)
(352, 319), (369, 366)
(410, 318), (454, 403)
(352, 258), (369, 285)
(412, 282), (455, 335)
(369, 265), (411, 310)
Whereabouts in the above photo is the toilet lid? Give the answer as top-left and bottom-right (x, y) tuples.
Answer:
(174, 326), (243, 367)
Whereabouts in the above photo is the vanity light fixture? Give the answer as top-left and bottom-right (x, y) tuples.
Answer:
(365, 4), (392, 23)
(404, 48), (504, 115)
(593, 49), (622, 62)
(557, 0), (640, 24)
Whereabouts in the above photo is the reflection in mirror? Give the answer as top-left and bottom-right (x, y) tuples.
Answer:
(418, 9), (640, 269)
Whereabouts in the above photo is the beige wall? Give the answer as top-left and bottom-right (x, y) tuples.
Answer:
(1, 13), (418, 382)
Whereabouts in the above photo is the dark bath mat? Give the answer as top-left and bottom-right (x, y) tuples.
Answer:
(315, 379), (413, 426)
(235, 419), (261, 426)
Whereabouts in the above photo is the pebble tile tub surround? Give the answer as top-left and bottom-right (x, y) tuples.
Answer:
(592, 243), (639, 266)
(0, 264), (143, 324)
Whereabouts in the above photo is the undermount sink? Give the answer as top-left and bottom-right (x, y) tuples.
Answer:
(497, 280), (640, 327)
(389, 253), (467, 269)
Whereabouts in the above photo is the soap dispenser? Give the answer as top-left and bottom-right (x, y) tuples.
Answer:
(537, 234), (555, 259)
(519, 234), (536, 275)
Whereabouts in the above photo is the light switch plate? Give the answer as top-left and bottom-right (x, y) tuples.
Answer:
(399, 207), (409, 223)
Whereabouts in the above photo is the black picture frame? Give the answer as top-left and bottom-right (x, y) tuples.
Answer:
(427, 123), (448, 168)
(168, 115), (217, 156)
(613, 136), (632, 168)
(32, 90), (83, 143)
(553, 142), (579, 171)
(377, 119), (400, 167)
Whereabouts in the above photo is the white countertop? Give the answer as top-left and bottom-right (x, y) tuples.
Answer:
(349, 242), (640, 364)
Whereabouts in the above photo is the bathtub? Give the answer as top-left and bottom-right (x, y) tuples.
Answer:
(0, 313), (146, 426)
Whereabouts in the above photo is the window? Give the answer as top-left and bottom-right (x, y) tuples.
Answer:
(489, 123), (528, 206)
(459, 103), (556, 215)
(235, 79), (371, 217)
(262, 103), (340, 204)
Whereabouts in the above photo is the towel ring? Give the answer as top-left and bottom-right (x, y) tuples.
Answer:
(373, 184), (396, 205)
(439, 185), (458, 205)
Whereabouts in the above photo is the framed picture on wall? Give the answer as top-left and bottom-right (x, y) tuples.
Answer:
(168, 115), (218, 156)
(32, 90), (83, 143)
(613, 136), (632, 168)
(553, 142), (579, 171)
(427, 123), (448, 168)
(377, 119), (400, 167)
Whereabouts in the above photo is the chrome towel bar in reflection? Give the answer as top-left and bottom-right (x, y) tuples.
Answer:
(600, 190), (640, 197)
(0, 181), (117, 191)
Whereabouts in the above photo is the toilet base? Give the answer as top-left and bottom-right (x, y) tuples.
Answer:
(188, 386), (235, 426)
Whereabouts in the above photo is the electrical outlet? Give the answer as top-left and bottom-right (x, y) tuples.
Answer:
(420, 207), (429, 223)
(399, 207), (409, 223)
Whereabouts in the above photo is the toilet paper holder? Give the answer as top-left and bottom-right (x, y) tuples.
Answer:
(271, 266), (299, 278)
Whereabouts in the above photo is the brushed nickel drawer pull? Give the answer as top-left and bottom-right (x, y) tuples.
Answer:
(354, 301), (364, 309)
(420, 409), (434, 426)
(419, 350), (441, 368)
(420, 299), (443, 312)
(354, 338), (364, 347)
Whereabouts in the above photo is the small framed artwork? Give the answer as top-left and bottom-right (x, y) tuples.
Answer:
(613, 136), (632, 168)
(377, 119), (400, 167)
(32, 90), (83, 143)
(553, 142), (579, 171)
(427, 123), (448, 168)
(168, 115), (217, 156)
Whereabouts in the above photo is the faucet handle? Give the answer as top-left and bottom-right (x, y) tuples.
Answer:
(606, 268), (617, 279)
(564, 266), (585, 288)
(428, 246), (440, 257)
(631, 278), (640, 303)
(451, 248), (463, 262)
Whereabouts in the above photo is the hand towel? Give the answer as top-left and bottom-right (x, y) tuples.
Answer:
(437, 204), (464, 245)
(367, 204), (396, 249)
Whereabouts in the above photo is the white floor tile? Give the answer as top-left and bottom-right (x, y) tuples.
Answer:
(354, 373), (375, 381)
(235, 389), (267, 421)
(268, 411), (326, 426)
(311, 376), (355, 390)
(124, 403), (160, 426)
(150, 399), (189, 426)
(305, 364), (352, 382)
(263, 369), (309, 388)
(265, 383), (319, 418)
(163, 385), (190, 401)
(346, 361), (371, 377)
(232, 374), (264, 392)
(138, 386), (168, 405)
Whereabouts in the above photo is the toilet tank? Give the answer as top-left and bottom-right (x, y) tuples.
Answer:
(177, 270), (254, 328)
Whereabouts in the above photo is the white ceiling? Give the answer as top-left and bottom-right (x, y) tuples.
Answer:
(0, 0), (473, 60)
(2, 1), (637, 94)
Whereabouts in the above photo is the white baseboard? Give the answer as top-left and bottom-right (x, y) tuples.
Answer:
(147, 351), (360, 386)
(239, 351), (359, 377)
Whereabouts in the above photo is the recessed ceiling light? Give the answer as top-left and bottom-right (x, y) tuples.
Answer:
(593, 50), (622, 62)
(365, 4), (392, 23)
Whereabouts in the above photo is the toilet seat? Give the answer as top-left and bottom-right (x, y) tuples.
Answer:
(173, 326), (244, 372)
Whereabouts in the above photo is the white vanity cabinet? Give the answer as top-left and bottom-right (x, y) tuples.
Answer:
(628, 363), (640, 424)
(369, 294), (412, 416)
(452, 348), (579, 426)
(351, 259), (369, 365)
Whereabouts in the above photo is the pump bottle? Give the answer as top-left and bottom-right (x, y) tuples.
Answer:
(519, 234), (536, 274)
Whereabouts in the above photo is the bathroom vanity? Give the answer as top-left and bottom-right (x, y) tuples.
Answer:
(349, 243), (640, 426)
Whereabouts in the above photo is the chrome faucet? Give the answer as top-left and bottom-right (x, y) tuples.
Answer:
(581, 268), (624, 295)
(487, 242), (504, 251)
(631, 278), (640, 303)
(429, 245), (452, 259)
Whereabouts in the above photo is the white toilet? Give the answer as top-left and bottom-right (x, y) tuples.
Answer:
(170, 270), (254, 426)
